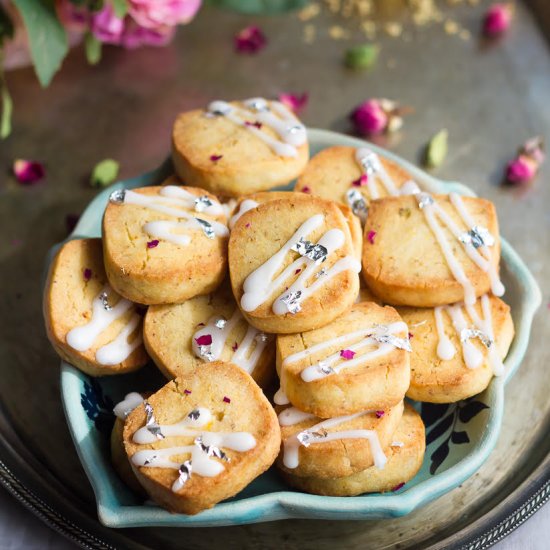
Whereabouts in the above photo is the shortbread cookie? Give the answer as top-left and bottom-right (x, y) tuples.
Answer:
(229, 191), (363, 260)
(103, 181), (228, 305)
(172, 98), (309, 197)
(43, 238), (148, 376)
(123, 362), (280, 515)
(400, 294), (514, 402)
(362, 192), (504, 307)
(277, 302), (411, 417)
(295, 146), (412, 223)
(281, 404), (425, 496)
(229, 194), (361, 334)
(111, 392), (148, 495)
(276, 400), (403, 478)
(144, 282), (275, 389)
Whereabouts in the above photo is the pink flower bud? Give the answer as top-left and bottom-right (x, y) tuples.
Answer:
(350, 99), (388, 136)
(483, 3), (513, 37)
(234, 26), (267, 54)
(505, 155), (536, 184)
(13, 159), (45, 184)
(278, 93), (308, 114)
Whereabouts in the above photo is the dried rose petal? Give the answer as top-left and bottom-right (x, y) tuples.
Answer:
(483, 3), (513, 37)
(210, 154), (223, 162)
(340, 349), (356, 360)
(147, 239), (159, 249)
(83, 268), (92, 281)
(184, 389), (192, 395)
(350, 99), (388, 136)
(245, 222), (251, 228)
(352, 174), (368, 187)
(391, 482), (405, 492)
(301, 186), (311, 194)
(223, 396), (231, 403)
(13, 159), (45, 184)
(408, 332), (414, 339)
(231, 342), (239, 352)
(375, 410), (385, 418)
(278, 93), (309, 114)
(234, 25), (267, 54)
(195, 334), (213, 346)
(244, 120), (262, 129)
(295, 268), (302, 275)
(367, 230), (377, 245)
(196, 322), (205, 327)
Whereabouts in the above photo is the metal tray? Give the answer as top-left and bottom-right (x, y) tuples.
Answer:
(1, 1), (549, 548)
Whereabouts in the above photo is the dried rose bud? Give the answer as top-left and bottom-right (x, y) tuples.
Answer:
(278, 93), (309, 114)
(13, 159), (45, 184)
(350, 99), (388, 136)
(505, 136), (544, 184)
(483, 3), (514, 38)
(234, 25), (267, 54)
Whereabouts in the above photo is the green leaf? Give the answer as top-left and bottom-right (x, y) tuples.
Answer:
(425, 129), (448, 169)
(91, 159), (120, 188)
(85, 32), (102, 65)
(344, 44), (379, 70)
(0, 6), (15, 45)
(112, 0), (128, 18)
(1, 77), (12, 139)
(12, 0), (68, 87)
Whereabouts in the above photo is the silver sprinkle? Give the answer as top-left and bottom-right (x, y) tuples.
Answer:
(297, 429), (328, 448)
(174, 460), (192, 491)
(288, 124), (304, 134)
(391, 441), (404, 448)
(143, 455), (157, 466)
(315, 267), (328, 279)
(346, 189), (368, 221)
(198, 345), (214, 361)
(280, 291), (302, 314)
(144, 402), (165, 440)
(291, 237), (328, 265)
(256, 332), (269, 343)
(109, 189), (126, 204)
(459, 226), (495, 249)
(248, 99), (269, 112)
(194, 195), (215, 213)
(359, 152), (382, 175)
(195, 217), (215, 239)
(98, 291), (112, 311)
(460, 328), (493, 349)
(214, 318), (227, 329)
(194, 436), (230, 462)
(188, 409), (201, 421)
(318, 361), (335, 376)
(371, 333), (412, 352)
(417, 192), (434, 209)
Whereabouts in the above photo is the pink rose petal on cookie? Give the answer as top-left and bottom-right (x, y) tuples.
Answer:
(244, 120), (262, 129)
(184, 389), (192, 395)
(195, 334), (212, 346)
(83, 268), (92, 281)
(147, 239), (159, 248)
(340, 349), (356, 360)
(232, 342), (239, 352)
(375, 410), (385, 418)
(300, 186), (311, 194)
(367, 230), (377, 244)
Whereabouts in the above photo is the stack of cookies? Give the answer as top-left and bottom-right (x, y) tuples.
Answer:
(43, 97), (513, 515)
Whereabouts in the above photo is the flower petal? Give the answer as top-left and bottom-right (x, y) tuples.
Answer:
(278, 93), (309, 113)
(235, 25), (267, 54)
(13, 159), (45, 184)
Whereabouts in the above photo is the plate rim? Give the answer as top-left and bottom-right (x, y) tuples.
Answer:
(57, 127), (542, 527)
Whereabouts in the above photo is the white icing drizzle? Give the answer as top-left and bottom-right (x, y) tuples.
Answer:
(433, 294), (503, 375)
(119, 187), (228, 245)
(207, 98), (307, 158)
(274, 387), (290, 405)
(113, 392), (144, 419)
(281, 322), (409, 382)
(130, 406), (256, 492)
(229, 199), (259, 229)
(240, 214), (361, 314)
(192, 310), (271, 374)
(66, 286), (142, 365)
(354, 148), (400, 200)
(414, 190), (504, 305)
(279, 408), (387, 470)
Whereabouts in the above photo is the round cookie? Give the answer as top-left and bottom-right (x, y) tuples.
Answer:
(276, 400), (404, 479)
(295, 146), (412, 222)
(172, 97), (309, 197)
(144, 282), (275, 389)
(229, 191), (363, 261)
(399, 294), (514, 403)
(103, 181), (228, 305)
(362, 193), (503, 307)
(123, 362), (281, 515)
(280, 404), (425, 496)
(229, 194), (361, 334)
(43, 238), (148, 377)
(277, 302), (411, 418)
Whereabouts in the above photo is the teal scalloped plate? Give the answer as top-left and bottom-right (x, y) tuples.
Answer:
(55, 129), (541, 527)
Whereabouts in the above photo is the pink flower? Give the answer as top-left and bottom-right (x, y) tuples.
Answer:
(121, 22), (175, 48)
(483, 3), (513, 37)
(56, 1), (90, 30)
(300, 186), (311, 194)
(223, 396), (231, 403)
(352, 174), (368, 187)
(129, 0), (202, 28)
(195, 334), (212, 346)
(13, 159), (45, 184)
(350, 99), (388, 136)
(340, 349), (356, 360)
(147, 239), (160, 248)
(91, 5), (125, 44)
(278, 93), (309, 114)
(235, 25), (267, 54)
(505, 136), (544, 184)
(367, 230), (377, 244)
